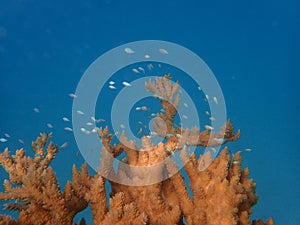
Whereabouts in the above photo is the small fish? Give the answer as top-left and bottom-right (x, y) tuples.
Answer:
(91, 127), (98, 133)
(124, 47), (135, 54)
(86, 122), (93, 126)
(245, 148), (252, 152)
(4, 133), (10, 138)
(160, 109), (165, 113)
(166, 133), (173, 137)
(60, 142), (68, 148)
(205, 125), (214, 130)
(209, 117), (216, 121)
(33, 108), (40, 113)
(165, 147), (174, 155)
(64, 127), (73, 132)
(150, 113), (157, 117)
(213, 138), (224, 144)
(109, 85), (116, 90)
(144, 54), (150, 59)
(159, 48), (168, 55)
(232, 160), (241, 165)
(136, 107), (141, 111)
(120, 124), (125, 129)
(182, 115), (188, 119)
(0, 138), (7, 143)
(80, 127), (87, 132)
(109, 81), (115, 85)
(141, 106), (148, 111)
(132, 68), (140, 74)
(213, 96), (218, 104)
(80, 128), (90, 135)
(176, 134), (182, 138)
(197, 86), (202, 91)
(150, 131), (158, 136)
(147, 64), (154, 70)
(121, 156), (128, 163)
(138, 121), (143, 125)
(183, 102), (188, 108)
(205, 94), (209, 100)
(153, 94), (163, 99)
(18, 139), (24, 144)
(68, 93), (77, 99)
(91, 116), (104, 123)
(205, 111), (210, 116)
(158, 63), (162, 68)
(62, 117), (70, 122)
(137, 127), (143, 134)
(138, 67), (145, 73)
(47, 123), (53, 128)
(211, 147), (217, 154)
(77, 110), (85, 115)
(122, 81), (131, 87)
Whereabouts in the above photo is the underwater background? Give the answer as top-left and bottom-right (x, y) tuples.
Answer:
(0, 0), (299, 224)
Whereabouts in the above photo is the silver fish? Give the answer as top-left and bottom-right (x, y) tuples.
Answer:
(132, 68), (140, 74)
(77, 110), (85, 115)
(122, 81), (131, 87)
(63, 117), (70, 122)
(138, 67), (145, 73)
(124, 47), (135, 54)
(68, 93), (77, 99)
(213, 96), (218, 104)
(205, 125), (214, 130)
(33, 108), (40, 113)
(60, 142), (68, 148)
(0, 138), (7, 143)
(159, 48), (168, 55)
(64, 127), (73, 132)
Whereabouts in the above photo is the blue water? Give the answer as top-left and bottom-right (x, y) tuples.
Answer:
(0, 1), (299, 224)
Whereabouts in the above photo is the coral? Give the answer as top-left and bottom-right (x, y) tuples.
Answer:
(0, 133), (88, 225)
(0, 75), (273, 225)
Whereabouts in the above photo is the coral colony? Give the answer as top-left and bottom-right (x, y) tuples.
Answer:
(0, 76), (273, 225)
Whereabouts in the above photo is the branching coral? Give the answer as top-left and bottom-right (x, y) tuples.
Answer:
(0, 133), (88, 225)
(0, 75), (273, 225)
